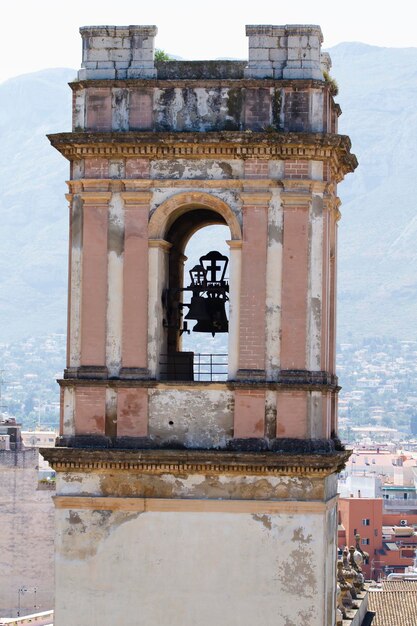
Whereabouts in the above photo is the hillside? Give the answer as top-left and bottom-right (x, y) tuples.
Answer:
(0, 44), (417, 342)
(330, 43), (417, 339)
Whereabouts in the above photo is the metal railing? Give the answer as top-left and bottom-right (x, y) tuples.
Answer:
(159, 353), (228, 382)
(194, 353), (228, 381)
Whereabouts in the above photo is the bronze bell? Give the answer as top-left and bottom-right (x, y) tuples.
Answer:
(184, 296), (212, 322)
(193, 296), (228, 336)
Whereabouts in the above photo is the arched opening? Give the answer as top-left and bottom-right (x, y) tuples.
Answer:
(161, 210), (230, 381)
(147, 192), (242, 382)
(181, 224), (230, 380)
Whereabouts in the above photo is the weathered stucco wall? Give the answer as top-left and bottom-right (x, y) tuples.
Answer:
(0, 450), (54, 616)
(148, 388), (233, 447)
(54, 502), (336, 626)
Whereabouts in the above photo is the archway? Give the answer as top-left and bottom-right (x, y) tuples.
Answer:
(147, 192), (242, 381)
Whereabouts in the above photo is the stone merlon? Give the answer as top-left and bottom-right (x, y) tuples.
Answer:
(77, 23), (328, 81)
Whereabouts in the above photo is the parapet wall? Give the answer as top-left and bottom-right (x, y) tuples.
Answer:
(78, 24), (327, 81)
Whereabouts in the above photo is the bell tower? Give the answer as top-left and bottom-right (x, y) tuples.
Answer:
(45, 24), (357, 626)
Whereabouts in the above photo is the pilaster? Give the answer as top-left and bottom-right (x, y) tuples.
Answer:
(236, 190), (270, 380)
(120, 191), (152, 379)
(79, 191), (111, 378)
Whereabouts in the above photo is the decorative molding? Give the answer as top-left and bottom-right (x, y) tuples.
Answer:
(120, 191), (153, 205)
(148, 239), (173, 251)
(53, 494), (339, 514)
(226, 240), (243, 250)
(148, 190), (243, 241)
(119, 367), (151, 380)
(48, 131), (357, 181)
(240, 192), (272, 206)
(41, 447), (350, 477)
(79, 191), (112, 205)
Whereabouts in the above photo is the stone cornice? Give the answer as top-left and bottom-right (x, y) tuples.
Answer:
(69, 78), (331, 91)
(58, 376), (340, 392)
(48, 131), (357, 181)
(41, 447), (350, 477)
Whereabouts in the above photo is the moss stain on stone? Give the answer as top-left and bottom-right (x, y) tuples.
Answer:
(272, 88), (282, 130)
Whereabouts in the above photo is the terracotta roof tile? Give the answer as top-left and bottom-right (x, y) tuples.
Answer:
(368, 581), (417, 626)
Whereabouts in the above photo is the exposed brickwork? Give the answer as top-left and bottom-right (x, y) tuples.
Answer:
(244, 159), (269, 179)
(244, 88), (271, 130)
(238, 203), (268, 371)
(234, 390), (266, 437)
(125, 158), (150, 179)
(74, 387), (106, 434)
(323, 162), (331, 182)
(85, 88), (112, 131)
(84, 157), (109, 178)
(284, 159), (309, 179)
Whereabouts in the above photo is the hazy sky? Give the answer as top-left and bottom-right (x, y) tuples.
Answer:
(1, 0), (416, 83)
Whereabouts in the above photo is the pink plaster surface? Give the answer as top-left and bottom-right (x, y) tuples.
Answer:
(84, 158), (109, 178)
(238, 205), (268, 371)
(234, 390), (266, 438)
(329, 215), (337, 375)
(277, 390), (308, 438)
(74, 387), (106, 435)
(321, 207), (330, 371)
(129, 90), (153, 130)
(85, 88), (112, 131)
(80, 205), (108, 366)
(280, 206), (308, 370)
(122, 206), (149, 369)
(117, 388), (148, 437)
(125, 158), (150, 179)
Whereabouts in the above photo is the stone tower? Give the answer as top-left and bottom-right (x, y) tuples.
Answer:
(44, 24), (356, 626)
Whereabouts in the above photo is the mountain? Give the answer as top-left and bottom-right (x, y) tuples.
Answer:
(329, 43), (417, 340)
(0, 45), (417, 343)
(0, 68), (74, 341)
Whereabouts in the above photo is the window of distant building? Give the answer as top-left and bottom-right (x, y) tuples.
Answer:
(362, 519), (370, 526)
(362, 538), (370, 545)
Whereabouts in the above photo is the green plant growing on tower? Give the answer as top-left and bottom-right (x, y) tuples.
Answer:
(323, 70), (339, 96)
(155, 49), (173, 62)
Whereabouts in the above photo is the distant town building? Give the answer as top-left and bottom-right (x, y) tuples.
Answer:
(0, 419), (54, 616)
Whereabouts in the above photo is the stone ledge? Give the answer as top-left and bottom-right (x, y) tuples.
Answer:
(41, 441), (350, 476)
(69, 77), (328, 89)
(57, 377), (341, 392)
